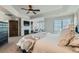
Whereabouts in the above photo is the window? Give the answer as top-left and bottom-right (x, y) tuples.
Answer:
(62, 18), (72, 29)
(54, 20), (62, 32)
(0, 22), (8, 32)
(53, 17), (72, 33)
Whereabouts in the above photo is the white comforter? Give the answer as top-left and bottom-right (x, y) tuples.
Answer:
(17, 32), (74, 53)
(32, 33), (74, 53)
(40, 33), (60, 46)
(16, 32), (49, 50)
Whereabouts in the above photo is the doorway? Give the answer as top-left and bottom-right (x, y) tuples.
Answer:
(9, 20), (18, 37)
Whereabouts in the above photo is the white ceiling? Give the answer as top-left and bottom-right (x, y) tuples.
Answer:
(0, 5), (79, 19)
(12, 5), (63, 18)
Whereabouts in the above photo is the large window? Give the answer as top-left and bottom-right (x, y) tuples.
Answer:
(54, 18), (72, 33)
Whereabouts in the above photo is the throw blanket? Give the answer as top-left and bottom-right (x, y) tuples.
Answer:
(17, 36), (37, 52)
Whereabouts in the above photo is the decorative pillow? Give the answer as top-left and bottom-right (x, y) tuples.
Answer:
(69, 38), (79, 47)
(68, 37), (79, 52)
(22, 38), (36, 52)
(58, 29), (75, 46)
(22, 41), (32, 51)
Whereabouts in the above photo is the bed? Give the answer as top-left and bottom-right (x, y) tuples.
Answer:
(16, 25), (79, 53)
(16, 32), (75, 53)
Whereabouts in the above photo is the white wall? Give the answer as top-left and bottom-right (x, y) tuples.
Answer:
(44, 14), (75, 33)
(45, 18), (54, 33)
(44, 6), (79, 33)
(21, 17), (45, 36)
(0, 11), (9, 22)
(21, 17), (31, 36)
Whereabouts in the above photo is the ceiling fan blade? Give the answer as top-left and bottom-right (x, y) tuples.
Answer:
(33, 9), (40, 11)
(33, 11), (36, 14)
(21, 5), (40, 14)
(21, 8), (28, 10)
(5, 14), (13, 16)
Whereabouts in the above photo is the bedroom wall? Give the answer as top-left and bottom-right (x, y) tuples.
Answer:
(44, 18), (54, 33)
(21, 17), (45, 36)
(44, 14), (75, 33)
(21, 17), (30, 36)
(0, 11), (9, 22)
(44, 6), (79, 33)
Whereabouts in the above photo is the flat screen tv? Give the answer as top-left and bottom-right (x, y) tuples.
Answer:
(24, 21), (30, 26)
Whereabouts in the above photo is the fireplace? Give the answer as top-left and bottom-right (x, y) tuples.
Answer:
(24, 30), (29, 35)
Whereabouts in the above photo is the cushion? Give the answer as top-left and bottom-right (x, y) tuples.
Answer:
(67, 36), (79, 52)
(22, 41), (32, 51)
(58, 27), (75, 46)
(59, 32), (74, 46)
(23, 38), (37, 52)
(69, 38), (79, 47)
(16, 35), (33, 47)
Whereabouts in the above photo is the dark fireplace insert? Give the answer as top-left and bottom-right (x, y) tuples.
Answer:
(24, 30), (29, 35)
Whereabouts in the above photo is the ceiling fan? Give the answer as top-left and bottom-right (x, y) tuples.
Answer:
(21, 5), (40, 14)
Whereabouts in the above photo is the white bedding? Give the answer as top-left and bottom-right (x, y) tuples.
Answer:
(40, 33), (60, 46)
(17, 32), (60, 51)
(17, 32), (75, 53)
(17, 24), (77, 53)
(16, 32), (50, 49)
(32, 32), (75, 53)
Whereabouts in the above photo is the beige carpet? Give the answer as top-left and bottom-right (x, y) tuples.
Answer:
(0, 36), (23, 53)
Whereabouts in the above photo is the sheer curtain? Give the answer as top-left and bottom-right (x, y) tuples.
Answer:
(53, 15), (74, 33)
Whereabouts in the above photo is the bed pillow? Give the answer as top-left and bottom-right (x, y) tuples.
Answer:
(69, 38), (79, 47)
(68, 38), (79, 52)
(58, 29), (75, 46)
(22, 38), (36, 52)
(22, 41), (32, 50)
(58, 24), (75, 46)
